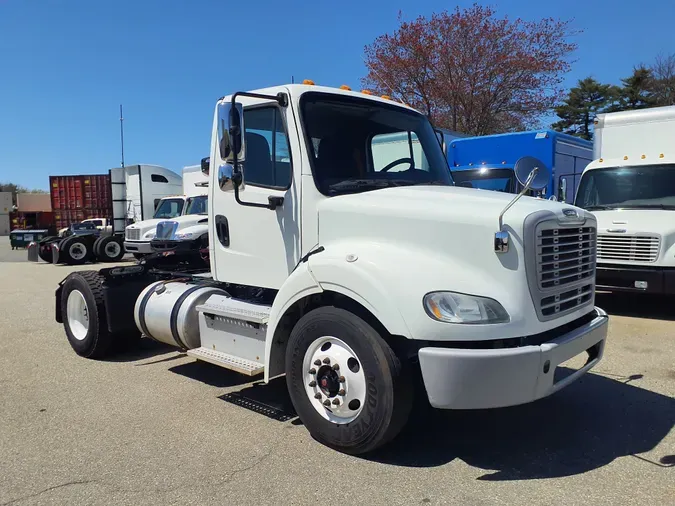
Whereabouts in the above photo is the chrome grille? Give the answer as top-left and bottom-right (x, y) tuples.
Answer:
(532, 223), (597, 320)
(597, 234), (660, 263)
(538, 227), (596, 290)
(156, 221), (178, 240)
(126, 228), (140, 240)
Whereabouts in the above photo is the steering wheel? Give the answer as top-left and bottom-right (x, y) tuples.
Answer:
(380, 157), (414, 172)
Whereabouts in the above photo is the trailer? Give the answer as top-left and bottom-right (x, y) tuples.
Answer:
(31, 165), (182, 265)
(575, 105), (675, 294)
(55, 83), (608, 455)
(448, 130), (592, 202)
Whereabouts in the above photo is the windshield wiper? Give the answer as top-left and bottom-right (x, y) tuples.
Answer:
(621, 204), (675, 210)
(327, 179), (418, 194)
(583, 205), (616, 210)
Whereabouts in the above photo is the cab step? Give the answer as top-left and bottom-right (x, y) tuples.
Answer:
(186, 347), (264, 376)
(197, 295), (271, 324)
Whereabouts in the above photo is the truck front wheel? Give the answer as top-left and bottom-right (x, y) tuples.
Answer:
(61, 271), (115, 358)
(285, 307), (412, 455)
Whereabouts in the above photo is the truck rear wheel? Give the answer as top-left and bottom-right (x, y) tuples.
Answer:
(285, 307), (413, 455)
(59, 236), (90, 265)
(96, 236), (125, 262)
(61, 271), (115, 358)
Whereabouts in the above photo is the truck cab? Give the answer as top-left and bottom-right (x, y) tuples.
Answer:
(575, 106), (675, 294)
(56, 83), (608, 455)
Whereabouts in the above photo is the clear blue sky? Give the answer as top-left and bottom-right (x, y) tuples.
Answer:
(1, 0), (673, 190)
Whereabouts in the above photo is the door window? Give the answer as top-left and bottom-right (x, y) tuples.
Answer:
(242, 107), (292, 189)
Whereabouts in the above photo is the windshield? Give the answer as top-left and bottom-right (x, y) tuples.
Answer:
(153, 198), (185, 219)
(185, 195), (208, 215)
(300, 92), (453, 195)
(451, 168), (516, 193)
(576, 164), (675, 210)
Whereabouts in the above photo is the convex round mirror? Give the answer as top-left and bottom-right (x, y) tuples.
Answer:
(514, 156), (550, 191)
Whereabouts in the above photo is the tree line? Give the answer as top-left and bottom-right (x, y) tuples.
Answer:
(553, 55), (675, 139)
(362, 4), (675, 139)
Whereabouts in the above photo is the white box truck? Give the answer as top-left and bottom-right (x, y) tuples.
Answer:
(55, 83), (608, 455)
(575, 105), (675, 294)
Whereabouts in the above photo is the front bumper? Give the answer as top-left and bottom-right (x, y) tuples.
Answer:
(150, 238), (198, 253)
(596, 264), (675, 294)
(418, 308), (608, 409)
(123, 241), (153, 254)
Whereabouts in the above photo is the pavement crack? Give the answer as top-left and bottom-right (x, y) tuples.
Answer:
(1, 480), (95, 506)
(222, 444), (276, 484)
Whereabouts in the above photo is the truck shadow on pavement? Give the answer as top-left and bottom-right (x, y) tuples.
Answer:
(369, 370), (675, 479)
(596, 292), (675, 321)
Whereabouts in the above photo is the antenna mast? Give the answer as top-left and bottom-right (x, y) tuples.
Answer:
(119, 104), (125, 168)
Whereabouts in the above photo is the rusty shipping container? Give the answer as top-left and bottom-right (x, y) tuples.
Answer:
(49, 174), (112, 211)
(53, 208), (112, 231)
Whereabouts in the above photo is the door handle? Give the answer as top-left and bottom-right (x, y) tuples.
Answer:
(215, 215), (230, 247)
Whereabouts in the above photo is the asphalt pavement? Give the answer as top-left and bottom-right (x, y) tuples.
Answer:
(0, 236), (673, 505)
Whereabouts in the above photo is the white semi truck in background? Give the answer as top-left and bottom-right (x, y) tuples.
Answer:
(575, 105), (675, 294)
(123, 165), (208, 257)
(55, 83), (608, 455)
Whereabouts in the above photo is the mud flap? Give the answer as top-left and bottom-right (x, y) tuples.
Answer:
(27, 242), (39, 262)
(52, 241), (62, 264)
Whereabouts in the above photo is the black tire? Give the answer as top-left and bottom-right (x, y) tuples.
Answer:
(93, 236), (105, 259)
(59, 236), (89, 265)
(61, 271), (115, 358)
(285, 307), (413, 455)
(97, 236), (125, 262)
(37, 236), (57, 263)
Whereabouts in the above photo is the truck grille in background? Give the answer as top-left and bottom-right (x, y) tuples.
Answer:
(597, 234), (660, 263)
(156, 221), (178, 240)
(126, 228), (140, 241)
(534, 224), (597, 319)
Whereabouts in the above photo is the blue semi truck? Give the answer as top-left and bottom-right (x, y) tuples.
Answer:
(447, 130), (592, 202)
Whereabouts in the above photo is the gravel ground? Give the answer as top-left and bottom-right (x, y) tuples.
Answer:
(0, 236), (673, 505)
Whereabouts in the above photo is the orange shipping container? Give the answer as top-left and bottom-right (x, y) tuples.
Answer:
(50, 174), (111, 211)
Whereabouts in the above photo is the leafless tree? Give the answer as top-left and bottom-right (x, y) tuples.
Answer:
(650, 53), (675, 106)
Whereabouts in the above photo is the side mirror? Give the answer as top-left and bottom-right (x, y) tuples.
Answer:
(217, 101), (246, 191)
(514, 156), (550, 192)
(201, 157), (210, 176)
(217, 102), (246, 164)
(558, 178), (568, 203)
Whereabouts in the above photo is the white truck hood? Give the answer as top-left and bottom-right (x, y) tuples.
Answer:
(314, 185), (597, 339)
(126, 218), (166, 240)
(318, 185), (574, 235)
(154, 214), (209, 240)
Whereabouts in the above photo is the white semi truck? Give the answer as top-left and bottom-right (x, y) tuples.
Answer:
(55, 83), (608, 455)
(124, 165), (208, 257)
(575, 105), (675, 294)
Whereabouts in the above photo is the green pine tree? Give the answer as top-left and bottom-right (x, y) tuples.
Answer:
(613, 66), (658, 111)
(552, 77), (617, 140)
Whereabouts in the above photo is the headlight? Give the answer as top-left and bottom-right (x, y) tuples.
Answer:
(143, 231), (156, 239)
(174, 232), (194, 240)
(423, 291), (509, 324)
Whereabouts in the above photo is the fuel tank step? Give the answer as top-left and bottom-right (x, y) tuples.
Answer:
(187, 347), (265, 376)
(196, 295), (271, 324)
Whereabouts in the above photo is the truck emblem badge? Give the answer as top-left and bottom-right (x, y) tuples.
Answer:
(562, 208), (578, 218)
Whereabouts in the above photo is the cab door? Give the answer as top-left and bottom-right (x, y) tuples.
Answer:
(209, 88), (301, 289)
